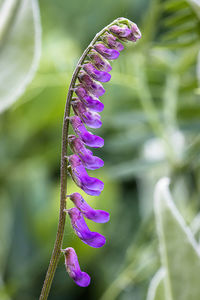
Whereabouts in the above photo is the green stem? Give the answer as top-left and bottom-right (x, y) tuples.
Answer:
(39, 17), (127, 300)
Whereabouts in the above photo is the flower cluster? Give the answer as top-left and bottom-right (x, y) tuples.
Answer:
(62, 18), (141, 287)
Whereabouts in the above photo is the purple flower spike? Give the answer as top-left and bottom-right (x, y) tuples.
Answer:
(63, 247), (91, 287)
(68, 154), (104, 195)
(69, 135), (104, 170)
(67, 208), (106, 247)
(75, 85), (104, 112)
(83, 63), (111, 82)
(72, 100), (102, 129)
(126, 23), (142, 41)
(78, 70), (105, 97)
(109, 25), (132, 38)
(88, 50), (112, 72)
(69, 116), (104, 148)
(94, 43), (120, 60)
(69, 193), (110, 223)
(102, 33), (124, 51)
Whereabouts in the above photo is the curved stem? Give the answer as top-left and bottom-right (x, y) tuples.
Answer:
(39, 17), (124, 300)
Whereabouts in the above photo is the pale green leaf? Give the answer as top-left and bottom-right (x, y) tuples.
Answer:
(0, 0), (41, 112)
(154, 177), (200, 300)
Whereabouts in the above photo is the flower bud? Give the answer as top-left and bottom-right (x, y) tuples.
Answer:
(78, 70), (105, 97)
(126, 23), (142, 41)
(94, 43), (120, 60)
(88, 50), (112, 72)
(75, 84), (104, 112)
(68, 154), (104, 196)
(109, 24), (132, 38)
(72, 100), (102, 129)
(83, 63), (111, 82)
(69, 193), (110, 223)
(63, 247), (91, 287)
(69, 116), (104, 148)
(67, 208), (106, 247)
(101, 33), (124, 51)
(69, 135), (104, 170)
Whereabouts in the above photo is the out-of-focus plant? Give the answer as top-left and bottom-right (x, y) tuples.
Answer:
(0, 0), (41, 112)
(147, 177), (200, 300)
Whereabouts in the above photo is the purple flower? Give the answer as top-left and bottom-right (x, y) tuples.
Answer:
(69, 116), (104, 148)
(68, 135), (104, 170)
(126, 23), (142, 41)
(94, 43), (120, 60)
(109, 25), (132, 38)
(67, 207), (106, 247)
(88, 50), (112, 72)
(75, 85), (104, 112)
(62, 18), (141, 288)
(102, 33), (124, 51)
(62, 247), (91, 287)
(83, 63), (111, 82)
(69, 193), (110, 223)
(68, 154), (104, 196)
(78, 70), (105, 97)
(72, 100), (102, 129)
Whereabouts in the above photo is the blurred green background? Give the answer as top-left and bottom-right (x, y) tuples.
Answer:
(0, 0), (200, 299)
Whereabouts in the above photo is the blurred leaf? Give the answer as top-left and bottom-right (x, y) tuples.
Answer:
(154, 177), (200, 300)
(0, 0), (41, 113)
(146, 268), (165, 300)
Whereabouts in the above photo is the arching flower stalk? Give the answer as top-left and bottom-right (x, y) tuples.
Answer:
(39, 17), (141, 299)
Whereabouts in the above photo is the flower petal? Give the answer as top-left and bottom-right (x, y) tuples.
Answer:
(69, 135), (104, 170)
(63, 247), (91, 287)
(68, 208), (106, 247)
(69, 116), (104, 148)
(88, 50), (112, 72)
(75, 85), (104, 112)
(78, 70), (105, 97)
(69, 193), (110, 223)
(72, 100), (102, 129)
(83, 63), (111, 82)
(94, 43), (120, 60)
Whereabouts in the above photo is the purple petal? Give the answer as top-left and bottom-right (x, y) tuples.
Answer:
(94, 44), (120, 60)
(88, 50), (112, 72)
(102, 32), (124, 51)
(83, 63), (111, 82)
(68, 208), (106, 248)
(82, 176), (104, 191)
(82, 231), (106, 248)
(78, 70), (105, 97)
(72, 100), (102, 129)
(75, 85), (104, 112)
(63, 247), (91, 287)
(70, 193), (110, 223)
(69, 116), (104, 148)
(109, 25), (132, 38)
(68, 155), (104, 195)
(81, 131), (104, 148)
(69, 135), (104, 170)
(80, 187), (102, 196)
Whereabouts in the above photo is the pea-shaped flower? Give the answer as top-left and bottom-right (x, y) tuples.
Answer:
(62, 247), (91, 287)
